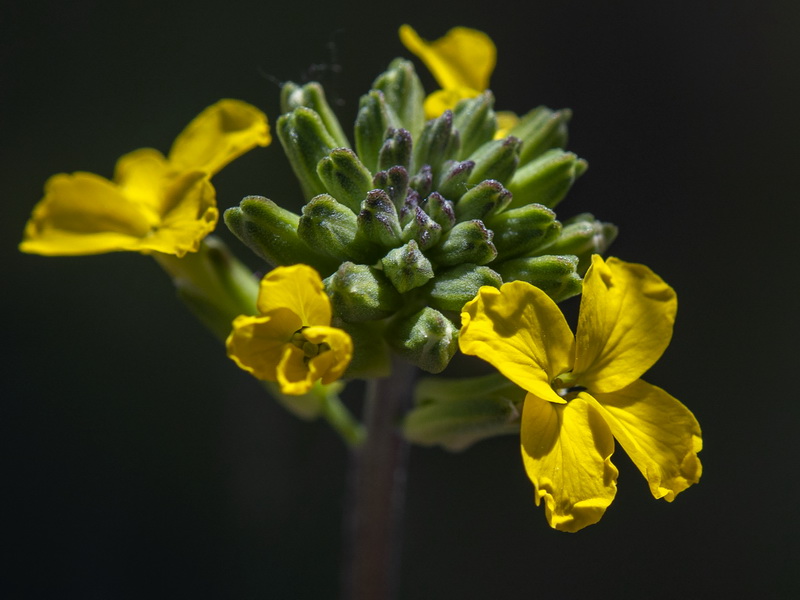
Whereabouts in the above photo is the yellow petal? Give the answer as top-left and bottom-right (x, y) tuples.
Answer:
(19, 172), (155, 256)
(521, 393), (618, 532)
(303, 325), (353, 385)
(167, 99), (271, 176)
(113, 148), (172, 219)
(574, 256), (677, 393)
(225, 308), (302, 382)
(399, 25), (495, 92)
(460, 282), (573, 404)
(587, 380), (702, 501)
(256, 264), (331, 326)
(423, 87), (480, 119)
(276, 344), (316, 395)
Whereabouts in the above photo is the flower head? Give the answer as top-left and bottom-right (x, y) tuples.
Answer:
(460, 255), (702, 532)
(226, 264), (353, 395)
(20, 99), (270, 257)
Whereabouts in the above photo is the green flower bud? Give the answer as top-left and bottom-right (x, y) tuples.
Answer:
(281, 81), (350, 149)
(277, 107), (337, 200)
(325, 262), (401, 322)
(408, 165), (433, 198)
(537, 213), (618, 274)
(421, 192), (455, 232)
(317, 147), (374, 213)
(373, 165), (410, 209)
(402, 373), (526, 451)
(425, 263), (503, 313)
(455, 179), (512, 223)
(224, 196), (337, 272)
(485, 202), (561, 259)
(506, 148), (588, 210)
(495, 254), (583, 302)
(372, 58), (425, 140)
(357, 189), (403, 247)
(467, 136), (522, 186)
(507, 106), (571, 166)
(402, 206), (442, 251)
(412, 110), (460, 179)
(377, 128), (413, 172)
(452, 91), (498, 160)
(297, 194), (375, 263)
(436, 160), (475, 201)
(427, 220), (497, 267)
(355, 90), (397, 174)
(381, 240), (434, 293)
(385, 307), (458, 374)
(398, 189), (420, 227)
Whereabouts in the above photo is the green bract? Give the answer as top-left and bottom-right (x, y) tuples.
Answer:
(225, 60), (616, 374)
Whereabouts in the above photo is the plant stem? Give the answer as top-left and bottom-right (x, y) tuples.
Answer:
(342, 358), (417, 600)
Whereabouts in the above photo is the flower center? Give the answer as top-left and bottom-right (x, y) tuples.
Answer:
(551, 371), (586, 400)
(290, 327), (331, 361)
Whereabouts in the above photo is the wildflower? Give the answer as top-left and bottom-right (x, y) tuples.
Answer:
(20, 99), (270, 257)
(226, 264), (353, 395)
(459, 255), (702, 532)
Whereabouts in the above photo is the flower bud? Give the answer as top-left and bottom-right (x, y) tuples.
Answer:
(224, 195), (337, 272)
(452, 91), (498, 159)
(317, 147), (374, 213)
(495, 254), (583, 302)
(506, 148), (587, 209)
(427, 220), (497, 267)
(455, 179), (512, 223)
(402, 206), (442, 251)
(507, 106), (571, 166)
(485, 202), (561, 259)
(373, 165), (410, 209)
(377, 128), (413, 172)
(408, 165), (433, 199)
(357, 189), (403, 247)
(425, 263), (503, 313)
(467, 136), (522, 186)
(372, 58), (426, 139)
(277, 107), (337, 200)
(355, 90), (397, 173)
(281, 81), (350, 149)
(381, 239), (435, 293)
(325, 262), (402, 322)
(436, 160), (475, 201)
(412, 110), (460, 179)
(537, 213), (618, 274)
(386, 307), (458, 373)
(297, 194), (375, 263)
(421, 192), (455, 232)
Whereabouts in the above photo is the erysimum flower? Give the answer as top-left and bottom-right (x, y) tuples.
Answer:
(226, 264), (353, 395)
(20, 99), (270, 257)
(459, 255), (702, 532)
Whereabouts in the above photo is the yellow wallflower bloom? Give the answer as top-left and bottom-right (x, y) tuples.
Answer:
(226, 265), (353, 395)
(20, 99), (270, 257)
(460, 255), (702, 532)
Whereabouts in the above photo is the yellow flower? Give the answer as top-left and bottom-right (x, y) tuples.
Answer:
(226, 264), (353, 395)
(459, 255), (702, 532)
(20, 99), (270, 257)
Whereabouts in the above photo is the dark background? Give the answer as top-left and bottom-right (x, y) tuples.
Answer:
(3, 1), (797, 598)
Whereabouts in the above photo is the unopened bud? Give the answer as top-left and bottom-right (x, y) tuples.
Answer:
(381, 239), (435, 293)
(277, 107), (336, 200)
(537, 213), (618, 274)
(427, 220), (497, 267)
(495, 254), (582, 302)
(425, 264), (503, 312)
(412, 110), (460, 179)
(507, 106), (571, 166)
(281, 81), (350, 149)
(377, 128), (413, 172)
(402, 206), (442, 251)
(485, 202), (561, 259)
(372, 58), (426, 139)
(455, 179), (512, 223)
(452, 91), (498, 159)
(358, 189), (403, 247)
(325, 262), (401, 322)
(297, 194), (375, 263)
(386, 307), (458, 373)
(436, 160), (475, 201)
(421, 192), (455, 232)
(467, 136), (522, 186)
(355, 90), (397, 173)
(506, 149), (587, 209)
(317, 147), (374, 213)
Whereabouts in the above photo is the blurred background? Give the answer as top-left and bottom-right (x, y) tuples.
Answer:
(2, 1), (797, 597)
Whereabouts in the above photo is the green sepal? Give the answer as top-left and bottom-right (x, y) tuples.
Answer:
(485, 202), (561, 260)
(317, 147), (374, 213)
(224, 196), (338, 273)
(537, 213), (618, 274)
(506, 148), (588, 209)
(452, 91), (498, 159)
(297, 194), (376, 263)
(455, 179), (512, 223)
(424, 263), (503, 313)
(412, 110), (460, 180)
(467, 136), (522, 186)
(373, 165), (410, 209)
(277, 107), (337, 200)
(436, 160), (475, 201)
(507, 106), (571, 166)
(385, 307), (458, 374)
(324, 262), (401, 322)
(337, 320), (392, 379)
(402, 373), (526, 451)
(402, 206), (442, 251)
(427, 220), (497, 267)
(422, 192), (455, 232)
(377, 128), (413, 172)
(494, 254), (583, 302)
(372, 58), (426, 140)
(355, 90), (397, 174)
(381, 240), (435, 293)
(280, 81), (350, 149)
(357, 189), (403, 247)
